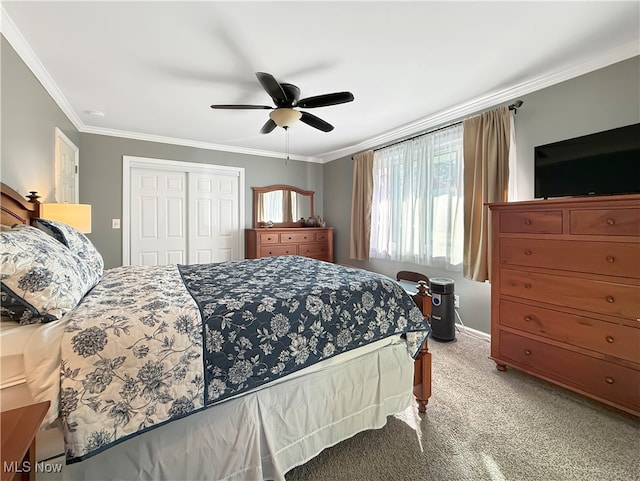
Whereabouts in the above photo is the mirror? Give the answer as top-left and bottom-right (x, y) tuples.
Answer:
(253, 185), (314, 228)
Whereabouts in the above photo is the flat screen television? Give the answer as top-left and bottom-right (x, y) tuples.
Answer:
(534, 123), (640, 199)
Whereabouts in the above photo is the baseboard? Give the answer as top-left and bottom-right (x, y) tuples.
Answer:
(455, 323), (491, 342)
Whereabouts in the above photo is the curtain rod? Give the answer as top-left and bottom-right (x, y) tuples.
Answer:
(372, 121), (462, 152)
(361, 100), (524, 155)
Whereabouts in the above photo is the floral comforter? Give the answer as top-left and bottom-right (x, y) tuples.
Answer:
(60, 256), (429, 463)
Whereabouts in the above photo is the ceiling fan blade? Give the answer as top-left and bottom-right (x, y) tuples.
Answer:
(210, 104), (273, 110)
(260, 119), (277, 134)
(300, 112), (334, 132)
(256, 72), (287, 105)
(297, 92), (354, 109)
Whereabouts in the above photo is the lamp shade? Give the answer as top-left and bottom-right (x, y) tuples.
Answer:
(269, 108), (302, 128)
(40, 203), (92, 233)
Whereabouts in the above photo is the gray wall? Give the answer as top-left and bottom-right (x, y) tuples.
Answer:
(1, 36), (323, 269)
(1, 36), (80, 200)
(3, 30), (638, 333)
(80, 134), (322, 268)
(323, 56), (640, 335)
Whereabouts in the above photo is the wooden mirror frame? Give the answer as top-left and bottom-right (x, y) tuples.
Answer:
(252, 185), (314, 228)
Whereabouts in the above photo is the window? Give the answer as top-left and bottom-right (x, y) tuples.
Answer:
(369, 123), (463, 270)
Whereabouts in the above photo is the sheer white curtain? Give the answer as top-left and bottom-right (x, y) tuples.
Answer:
(262, 190), (284, 222)
(370, 124), (464, 270)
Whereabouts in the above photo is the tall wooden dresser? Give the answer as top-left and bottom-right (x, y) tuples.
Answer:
(245, 227), (334, 263)
(489, 195), (640, 416)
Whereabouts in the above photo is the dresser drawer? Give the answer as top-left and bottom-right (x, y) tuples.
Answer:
(299, 243), (330, 257)
(499, 210), (562, 234)
(500, 238), (640, 278)
(499, 299), (640, 364)
(500, 268), (640, 320)
(259, 245), (297, 257)
(570, 208), (640, 236)
(258, 232), (280, 244)
(280, 232), (316, 243)
(499, 331), (640, 410)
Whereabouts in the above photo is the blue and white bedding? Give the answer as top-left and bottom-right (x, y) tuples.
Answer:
(60, 256), (429, 463)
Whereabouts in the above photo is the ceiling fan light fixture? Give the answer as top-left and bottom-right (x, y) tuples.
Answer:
(269, 108), (302, 128)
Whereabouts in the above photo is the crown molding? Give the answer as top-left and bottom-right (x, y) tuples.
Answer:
(81, 125), (324, 163)
(318, 40), (640, 162)
(1, 5), (83, 130)
(1, 6), (322, 164)
(3, 4), (637, 165)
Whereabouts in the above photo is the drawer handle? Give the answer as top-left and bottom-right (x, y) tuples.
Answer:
(605, 336), (614, 344)
(605, 377), (614, 385)
(606, 218), (615, 225)
(524, 315), (535, 322)
(606, 255), (615, 263)
(287, 237), (292, 240)
(524, 219), (532, 225)
(606, 296), (615, 303)
(524, 283), (532, 289)
(524, 250), (532, 256)
(524, 349), (532, 356)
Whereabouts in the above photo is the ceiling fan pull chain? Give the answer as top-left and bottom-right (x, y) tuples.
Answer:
(285, 126), (290, 164)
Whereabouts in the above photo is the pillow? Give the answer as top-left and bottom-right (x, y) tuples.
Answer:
(0, 290), (44, 324)
(0, 225), (99, 322)
(33, 218), (104, 281)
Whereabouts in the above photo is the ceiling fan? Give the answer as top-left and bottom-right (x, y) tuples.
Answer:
(210, 72), (354, 134)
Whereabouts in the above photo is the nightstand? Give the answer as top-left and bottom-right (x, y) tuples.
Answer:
(1, 401), (50, 481)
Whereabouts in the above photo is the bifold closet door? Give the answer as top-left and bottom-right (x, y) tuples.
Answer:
(129, 167), (241, 266)
(188, 172), (240, 264)
(130, 168), (188, 266)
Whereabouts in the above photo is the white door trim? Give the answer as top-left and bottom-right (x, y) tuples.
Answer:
(122, 155), (245, 266)
(54, 127), (79, 203)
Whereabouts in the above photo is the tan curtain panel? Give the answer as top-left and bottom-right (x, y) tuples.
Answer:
(257, 192), (265, 224)
(282, 190), (293, 222)
(349, 150), (374, 260)
(463, 106), (511, 282)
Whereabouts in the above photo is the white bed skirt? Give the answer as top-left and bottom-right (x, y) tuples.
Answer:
(42, 338), (416, 481)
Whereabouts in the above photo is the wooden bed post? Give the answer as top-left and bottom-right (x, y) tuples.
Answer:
(412, 281), (432, 412)
(1, 183), (40, 225)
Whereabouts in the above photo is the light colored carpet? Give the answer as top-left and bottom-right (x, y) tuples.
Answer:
(286, 330), (640, 481)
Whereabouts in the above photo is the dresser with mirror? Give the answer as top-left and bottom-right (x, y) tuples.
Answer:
(245, 185), (334, 262)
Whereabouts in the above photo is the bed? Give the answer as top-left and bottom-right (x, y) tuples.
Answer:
(0, 182), (432, 481)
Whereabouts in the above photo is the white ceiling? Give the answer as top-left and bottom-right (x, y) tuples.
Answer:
(2, 1), (639, 163)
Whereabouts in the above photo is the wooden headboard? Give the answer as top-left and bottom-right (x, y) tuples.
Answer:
(1, 182), (40, 226)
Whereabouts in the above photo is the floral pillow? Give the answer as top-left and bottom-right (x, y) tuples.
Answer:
(33, 218), (103, 283)
(0, 290), (44, 324)
(0, 225), (99, 322)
